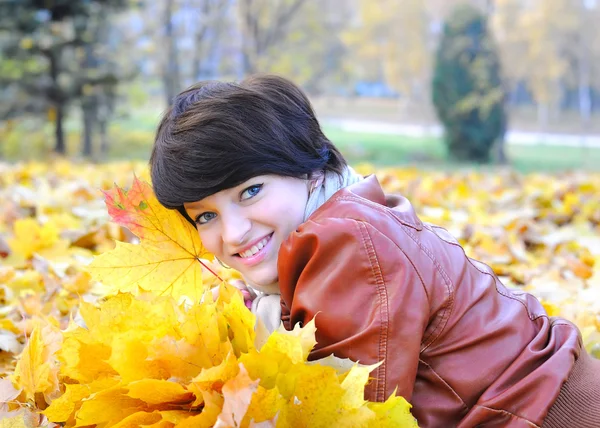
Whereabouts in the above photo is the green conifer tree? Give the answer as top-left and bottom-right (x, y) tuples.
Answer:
(432, 4), (507, 163)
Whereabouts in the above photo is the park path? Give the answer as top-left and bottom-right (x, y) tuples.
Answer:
(324, 118), (600, 148)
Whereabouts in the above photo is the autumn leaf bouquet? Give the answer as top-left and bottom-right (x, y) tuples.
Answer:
(4, 177), (417, 427)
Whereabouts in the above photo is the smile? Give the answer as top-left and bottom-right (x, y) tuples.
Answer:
(239, 234), (271, 258)
(234, 233), (274, 266)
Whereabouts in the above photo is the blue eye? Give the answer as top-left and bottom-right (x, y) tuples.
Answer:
(241, 184), (263, 200)
(196, 212), (217, 225)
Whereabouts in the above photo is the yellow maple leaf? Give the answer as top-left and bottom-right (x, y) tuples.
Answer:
(42, 384), (92, 423)
(0, 411), (29, 428)
(126, 379), (194, 405)
(190, 352), (240, 393)
(7, 218), (70, 260)
(215, 365), (259, 428)
(367, 394), (419, 427)
(87, 177), (220, 302)
(110, 411), (162, 428)
(11, 323), (62, 403)
(175, 390), (223, 428)
(73, 386), (145, 426)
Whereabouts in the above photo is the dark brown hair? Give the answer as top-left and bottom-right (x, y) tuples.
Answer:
(150, 74), (347, 218)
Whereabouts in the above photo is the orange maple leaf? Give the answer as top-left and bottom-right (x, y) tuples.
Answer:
(87, 177), (220, 301)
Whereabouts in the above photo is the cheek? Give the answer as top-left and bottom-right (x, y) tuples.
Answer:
(197, 229), (221, 256)
(272, 198), (306, 231)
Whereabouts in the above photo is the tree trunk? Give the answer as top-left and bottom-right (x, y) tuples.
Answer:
(54, 103), (66, 155)
(192, 0), (209, 81)
(537, 103), (549, 133)
(578, 5), (591, 134)
(81, 43), (98, 158)
(495, 138), (508, 164)
(49, 51), (66, 155)
(163, 0), (181, 106)
(82, 105), (94, 157)
(99, 118), (109, 159)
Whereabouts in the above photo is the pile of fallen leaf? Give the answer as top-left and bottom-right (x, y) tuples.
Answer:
(0, 160), (599, 427)
(0, 161), (416, 427)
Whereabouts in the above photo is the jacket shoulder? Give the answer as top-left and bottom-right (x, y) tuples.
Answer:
(308, 190), (424, 235)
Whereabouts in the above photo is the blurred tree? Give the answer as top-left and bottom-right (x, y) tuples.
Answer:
(492, 0), (578, 130)
(237, 0), (306, 75)
(569, 0), (600, 132)
(234, 0), (347, 93)
(80, 3), (136, 158)
(343, 0), (430, 109)
(163, 0), (181, 106)
(432, 4), (507, 163)
(0, 0), (131, 156)
(138, 0), (229, 106)
(190, 0), (229, 82)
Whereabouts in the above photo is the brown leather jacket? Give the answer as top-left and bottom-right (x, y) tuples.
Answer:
(278, 175), (583, 427)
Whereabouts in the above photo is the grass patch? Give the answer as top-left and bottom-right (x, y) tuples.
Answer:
(324, 126), (600, 173)
(2, 114), (599, 174)
(506, 144), (600, 173)
(324, 126), (445, 166)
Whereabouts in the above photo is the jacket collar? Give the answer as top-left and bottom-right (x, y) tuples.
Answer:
(342, 174), (423, 231)
(343, 174), (387, 205)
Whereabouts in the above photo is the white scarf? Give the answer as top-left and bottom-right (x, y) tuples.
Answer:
(303, 166), (363, 222)
(249, 165), (363, 332)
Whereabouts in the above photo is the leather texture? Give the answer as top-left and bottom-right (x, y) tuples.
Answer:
(278, 175), (582, 427)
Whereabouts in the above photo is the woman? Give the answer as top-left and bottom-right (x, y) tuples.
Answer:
(150, 75), (599, 427)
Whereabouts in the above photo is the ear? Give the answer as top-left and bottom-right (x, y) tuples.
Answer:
(309, 173), (325, 193)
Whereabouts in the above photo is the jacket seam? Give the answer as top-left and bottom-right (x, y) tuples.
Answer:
(473, 405), (540, 427)
(332, 195), (423, 229)
(356, 220), (389, 402)
(468, 258), (545, 321)
(326, 197), (453, 351)
(400, 226), (454, 350)
(356, 221), (435, 351)
(419, 358), (467, 410)
(429, 224), (545, 322)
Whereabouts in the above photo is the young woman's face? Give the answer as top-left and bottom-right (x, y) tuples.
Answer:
(184, 175), (309, 293)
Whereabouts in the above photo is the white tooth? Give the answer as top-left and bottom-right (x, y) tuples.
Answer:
(239, 236), (272, 258)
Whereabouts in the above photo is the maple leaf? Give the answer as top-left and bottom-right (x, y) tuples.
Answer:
(367, 394), (419, 427)
(7, 218), (70, 260)
(0, 378), (21, 412)
(87, 177), (220, 301)
(215, 365), (259, 428)
(10, 323), (62, 404)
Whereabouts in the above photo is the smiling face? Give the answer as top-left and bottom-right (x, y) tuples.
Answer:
(184, 175), (310, 293)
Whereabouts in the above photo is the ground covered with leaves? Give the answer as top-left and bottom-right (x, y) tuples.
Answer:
(0, 160), (599, 427)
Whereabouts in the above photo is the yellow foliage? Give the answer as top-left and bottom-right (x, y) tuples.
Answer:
(10, 286), (417, 427)
(2, 162), (600, 426)
(11, 323), (62, 403)
(8, 218), (70, 260)
(87, 177), (216, 302)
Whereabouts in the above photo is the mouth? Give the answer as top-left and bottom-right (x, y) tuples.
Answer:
(233, 233), (274, 266)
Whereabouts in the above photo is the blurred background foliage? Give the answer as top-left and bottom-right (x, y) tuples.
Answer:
(1, 0), (599, 171)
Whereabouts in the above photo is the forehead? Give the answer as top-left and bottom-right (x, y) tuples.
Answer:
(183, 186), (237, 210)
(182, 175), (267, 209)
(182, 174), (306, 210)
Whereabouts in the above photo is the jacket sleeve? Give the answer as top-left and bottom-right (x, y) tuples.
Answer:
(277, 217), (431, 403)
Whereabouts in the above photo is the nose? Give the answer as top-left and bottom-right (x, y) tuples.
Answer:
(220, 207), (251, 249)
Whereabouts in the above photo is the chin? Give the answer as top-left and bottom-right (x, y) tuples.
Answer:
(246, 273), (279, 294)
